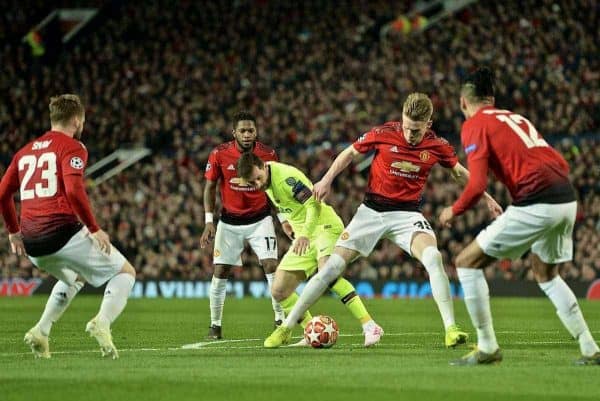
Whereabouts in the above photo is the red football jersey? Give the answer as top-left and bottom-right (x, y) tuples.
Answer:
(452, 106), (573, 215)
(2, 131), (89, 237)
(353, 122), (458, 210)
(204, 141), (278, 223)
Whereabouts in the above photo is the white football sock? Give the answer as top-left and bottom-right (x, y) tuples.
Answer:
(37, 280), (84, 336)
(539, 275), (600, 356)
(209, 276), (228, 326)
(265, 272), (285, 321)
(284, 253), (346, 329)
(421, 246), (455, 329)
(97, 273), (135, 324)
(457, 267), (499, 353)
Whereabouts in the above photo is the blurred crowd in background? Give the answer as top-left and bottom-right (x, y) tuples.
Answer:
(1, 0), (598, 282)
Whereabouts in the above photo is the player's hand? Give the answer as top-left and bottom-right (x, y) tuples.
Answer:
(8, 232), (26, 256)
(292, 236), (310, 256)
(91, 229), (112, 255)
(439, 206), (454, 228)
(200, 223), (215, 248)
(485, 197), (503, 219)
(312, 180), (331, 202)
(281, 221), (295, 240)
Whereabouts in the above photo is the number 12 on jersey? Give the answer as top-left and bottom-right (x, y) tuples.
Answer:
(484, 110), (548, 149)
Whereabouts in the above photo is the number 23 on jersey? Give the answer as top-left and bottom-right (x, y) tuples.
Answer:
(18, 152), (58, 200)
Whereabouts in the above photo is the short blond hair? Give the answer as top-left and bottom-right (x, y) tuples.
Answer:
(402, 92), (433, 122)
(49, 94), (84, 125)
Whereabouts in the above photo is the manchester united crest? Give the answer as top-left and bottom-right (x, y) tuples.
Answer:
(419, 150), (430, 162)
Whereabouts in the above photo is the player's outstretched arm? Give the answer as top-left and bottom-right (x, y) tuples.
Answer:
(313, 145), (361, 202)
(8, 232), (26, 256)
(279, 218), (295, 240)
(63, 175), (111, 253)
(440, 159), (491, 227)
(449, 162), (502, 218)
(0, 160), (21, 240)
(200, 179), (217, 248)
(90, 229), (111, 254)
(293, 195), (320, 256)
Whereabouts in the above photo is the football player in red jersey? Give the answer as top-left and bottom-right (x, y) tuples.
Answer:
(265, 93), (502, 348)
(200, 111), (284, 339)
(0, 94), (136, 359)
(439, 67), (600, 366)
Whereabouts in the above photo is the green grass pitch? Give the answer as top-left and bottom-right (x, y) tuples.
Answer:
(1, 296), (599, 401)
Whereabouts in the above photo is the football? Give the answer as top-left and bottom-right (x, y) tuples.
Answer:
(303, 315), (339, 348)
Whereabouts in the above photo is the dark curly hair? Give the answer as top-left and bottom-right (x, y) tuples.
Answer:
(233, 110), (257, 130)
(461, 66), (495, 103)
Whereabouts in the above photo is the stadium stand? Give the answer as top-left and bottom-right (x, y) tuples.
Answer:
(1, 0), (598, 282)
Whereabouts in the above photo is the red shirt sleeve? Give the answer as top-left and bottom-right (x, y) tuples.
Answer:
(61, 144), (100, 233)
(451, 121), (490, 216)
(557, 152), (570, 173)
(63, 175), (100, 233)
(268, 149), (278, 162)
(352, 129), (378, 154)
(61, 142), (88, 177)
(452, 158), (489, 215)
(437, 138), (459, 168)
(204, 149), (220, 181)
(0, 159), (21, 233)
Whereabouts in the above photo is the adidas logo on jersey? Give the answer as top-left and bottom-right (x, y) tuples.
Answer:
(227, 164), (235, 170)
(390, 146), (399, 153)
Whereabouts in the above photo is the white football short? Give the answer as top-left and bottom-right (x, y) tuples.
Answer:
(476, 201), (576, 264)
(336, 204), (436, 257)
(213, 216), (278, 265)
(28, 227), (126, 287)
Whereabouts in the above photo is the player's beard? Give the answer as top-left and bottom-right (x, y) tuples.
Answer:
(236, 139), (255, 152)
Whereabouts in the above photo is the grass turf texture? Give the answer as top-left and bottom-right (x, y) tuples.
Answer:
(1, 296), (599, 401)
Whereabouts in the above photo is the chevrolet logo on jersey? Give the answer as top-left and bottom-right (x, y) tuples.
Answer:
(229, 177), (253, 187)
(391, 161), (421, 173)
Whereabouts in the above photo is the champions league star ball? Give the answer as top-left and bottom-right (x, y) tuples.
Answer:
(304, 315), (339, 348)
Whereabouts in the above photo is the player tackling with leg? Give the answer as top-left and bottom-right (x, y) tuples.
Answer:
(237, 154), (383, 347)
(265, 93), (502, 348)
(439, 67), (600, 365)
(0, 94), (136, 359)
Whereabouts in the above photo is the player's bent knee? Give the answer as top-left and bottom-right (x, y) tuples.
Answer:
(213, 264), (231, 279)
(333, 246), (358, 264)
(260, 259), (278, 274)
(454, 251), (472, 269)
(531, 256), (558, 283)
(271, 285), (291, 302)
(319, 254), (346, 284)
(119, 261), (136, 278)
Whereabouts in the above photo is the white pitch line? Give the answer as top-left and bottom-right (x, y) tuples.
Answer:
(1, 329), (590, 358)
(180, 329), (586, 349)
(181, 338), (263, 349)
(0, 338), (579, 358)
